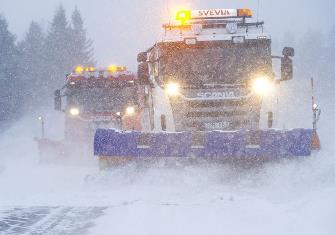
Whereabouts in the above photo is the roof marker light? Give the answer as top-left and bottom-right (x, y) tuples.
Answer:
(107, 65), (117, 73)
(108, 65), (127, 73)
(85, 67), (95, 72)
(237, 9), (253, 18)
(74, 66), (84, 74)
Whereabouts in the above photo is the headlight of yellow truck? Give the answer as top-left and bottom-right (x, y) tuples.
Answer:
(126, 106), (135, 116)
(252, 76), (273, 95)
(165, 82), (180, 97)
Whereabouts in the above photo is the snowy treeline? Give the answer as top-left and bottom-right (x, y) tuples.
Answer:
(1, 4), (334, 129)
(0, 5), (94, 127)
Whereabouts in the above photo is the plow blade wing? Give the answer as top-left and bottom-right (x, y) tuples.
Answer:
(94, 129), (313, 159)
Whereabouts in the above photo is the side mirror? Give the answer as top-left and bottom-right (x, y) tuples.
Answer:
(137, 52), (147, 63)
(54, 89), (62, 111)
(138, 62), (150, 85)
(281, 56), (293, 81)
(282, 47), (294, 57)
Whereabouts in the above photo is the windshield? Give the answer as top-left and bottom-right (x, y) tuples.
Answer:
(66, 80), (138, 112)
(158, 40), (272, 85)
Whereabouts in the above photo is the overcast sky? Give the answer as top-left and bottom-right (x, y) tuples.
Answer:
(1, 0), (334, 70)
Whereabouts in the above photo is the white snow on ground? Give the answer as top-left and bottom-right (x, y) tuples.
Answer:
(87, 153), (335, 235)
(0, 81), (335, 235)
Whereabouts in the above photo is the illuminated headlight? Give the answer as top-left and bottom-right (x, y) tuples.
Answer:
(252, 77), (273, 95)
(69, 107), (80, 116)
(165, 82), (180, 96)
(126, 106), (135, 115)
(116, 112), (121, 116)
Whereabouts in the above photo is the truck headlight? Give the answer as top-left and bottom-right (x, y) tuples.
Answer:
(165, 82), (180, 96)
(252, 77), (273, 95)
(69, 107), (80, 116)
(126, 106), (135, 116)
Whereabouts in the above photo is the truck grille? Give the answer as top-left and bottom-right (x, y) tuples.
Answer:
(188, 100), (246, 108)
(186, 110), (247, 118)
(172, 98), (260, 131)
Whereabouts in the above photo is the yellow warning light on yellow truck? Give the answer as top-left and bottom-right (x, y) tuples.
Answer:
(74, 66), (84, 74)
(107, 65), (118, 73)
(176, 10), (191, 24)
(107, 65), (127, 73)
(85, 67), (95, 72)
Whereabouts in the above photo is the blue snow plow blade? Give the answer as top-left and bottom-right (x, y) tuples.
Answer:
(94, 129), (313, 159)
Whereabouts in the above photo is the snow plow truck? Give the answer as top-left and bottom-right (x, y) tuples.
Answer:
(94, 8), (321, 166)
(36, 65), (145, 164)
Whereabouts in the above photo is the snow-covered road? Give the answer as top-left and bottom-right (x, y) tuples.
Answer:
(0, 153), (335, 235)
(0, 207), (106, 234)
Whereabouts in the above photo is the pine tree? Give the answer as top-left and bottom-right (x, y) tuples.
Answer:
(18, 21), (47, 109)
(45, 5), (72, 92)
(0, 15), (20, 123)
(69, 7), (95, 66)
